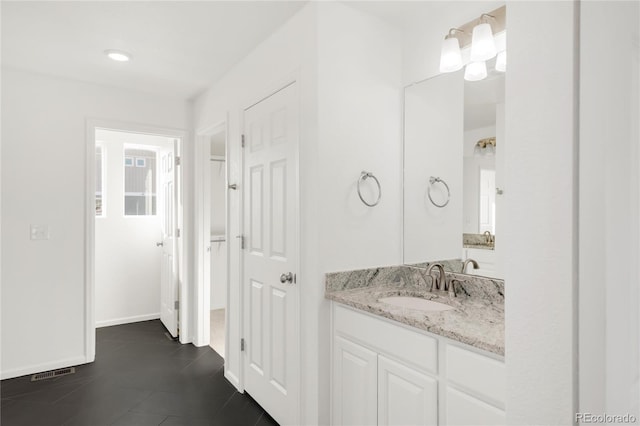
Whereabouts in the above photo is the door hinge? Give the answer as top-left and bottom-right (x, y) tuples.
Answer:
(294, 273), (297, 284)
(175, 156), (181, 166)
(241, 134), (245, 148)
(237, 235), (245, 250)
(176, 228), (181, 238)
(174, 300), (179, 310)
(241, 338), (245, 352)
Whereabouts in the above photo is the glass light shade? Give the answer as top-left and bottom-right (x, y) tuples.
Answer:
(474, 144), (484, 156)
(439, 37), (462, 73)
(485, 143), (496, 156)
(464, 61), (487, 82)
(495, 50), (507, 72)
(470, 23), (497, 62)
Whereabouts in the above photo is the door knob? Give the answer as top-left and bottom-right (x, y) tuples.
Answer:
(228, 183), (238, 190)
(280, 272), (294, 284)
(156, 242), (164, 247)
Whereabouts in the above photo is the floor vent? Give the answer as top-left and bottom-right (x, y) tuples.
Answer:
(31, 367), (75, 382)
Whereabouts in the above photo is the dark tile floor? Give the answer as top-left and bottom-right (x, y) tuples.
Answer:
(0, 320), (279, 426)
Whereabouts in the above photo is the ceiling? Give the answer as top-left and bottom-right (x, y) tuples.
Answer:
(1, 1), (306, 100)
(346, 1), (504, 32)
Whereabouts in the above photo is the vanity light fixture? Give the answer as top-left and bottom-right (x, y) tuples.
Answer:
(474, 137), (496, 156)
(464, 61), (487, 82)
(104, 49), (131, 62)
(495, 50), (507, 72)
(439, 28), (464, 73)
(470, 14), (498, 62)
(437, 6), (506, 82)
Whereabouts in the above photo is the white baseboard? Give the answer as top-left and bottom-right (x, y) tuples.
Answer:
(96, 313), (160, 328)
(1, 356), (90, 380)
(225, 369), (241, 392)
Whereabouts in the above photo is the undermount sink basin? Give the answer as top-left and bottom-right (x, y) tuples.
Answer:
(378, 296), (455, 312)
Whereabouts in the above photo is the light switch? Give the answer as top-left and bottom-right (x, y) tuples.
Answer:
(30, 225), (50, 240)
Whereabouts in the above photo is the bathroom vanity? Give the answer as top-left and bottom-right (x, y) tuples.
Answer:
(326, 266), (505, 426)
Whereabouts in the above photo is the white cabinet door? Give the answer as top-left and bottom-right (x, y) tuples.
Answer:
(332, 336), (378, 426)
(378, 355), (438, 426)
(445, 387), (505, 426)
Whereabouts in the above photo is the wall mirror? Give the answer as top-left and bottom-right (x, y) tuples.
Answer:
(403, 71), (505, 279)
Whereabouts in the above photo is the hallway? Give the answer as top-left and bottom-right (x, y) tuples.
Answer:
(0, 320), (277, 426)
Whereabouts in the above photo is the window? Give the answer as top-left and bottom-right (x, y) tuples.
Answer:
(96, 145), (105, 216)
(124, 147), (157, 216)
(124, 156), (134, 167)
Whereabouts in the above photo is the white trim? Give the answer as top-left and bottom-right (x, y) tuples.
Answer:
(225, 370), (240, 390)
(194, 119), (228, 348)
(85, 118), (187, 363)
(96, 313), (161, 328)
(1, 356), (90, 381)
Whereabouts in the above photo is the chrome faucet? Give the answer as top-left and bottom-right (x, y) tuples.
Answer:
(483, 230), (493, 245)
(462, 258), (479, 274)
(426, 263), (446, 292)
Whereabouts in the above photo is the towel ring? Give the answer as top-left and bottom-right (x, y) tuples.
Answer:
(357, 171), (381, 207)
(427, 176), (450, 208)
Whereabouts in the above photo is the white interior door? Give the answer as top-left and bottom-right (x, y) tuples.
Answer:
(160, 143), (178, 337)
(243, 82), (299, 425)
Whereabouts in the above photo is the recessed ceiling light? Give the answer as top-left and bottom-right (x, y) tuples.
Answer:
(104, 49), (131, 62)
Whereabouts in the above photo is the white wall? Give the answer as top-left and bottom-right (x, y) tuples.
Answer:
(192, 3), (402, 423)
(95, 130), (172, 327)
(1, 68), (188, 379)
(504, 3), (578, 423)
(317, 2), (403, 272)
(192, 2), (318, 409)
(404, 73), (463, 263)
(316, 7), (403, 425)
(401, 1), (578, 423)
(462, 125), (495, 234)
(579, 1), (640, 419)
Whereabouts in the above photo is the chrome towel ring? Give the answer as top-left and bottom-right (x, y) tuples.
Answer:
(357, 171), (381, 207)
(427, 176), (450, 208)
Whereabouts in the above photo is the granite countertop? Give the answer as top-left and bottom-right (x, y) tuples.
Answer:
(325, 266), (504, 356)
(463, 233), (495, 250)
(463, 243), (495, 250)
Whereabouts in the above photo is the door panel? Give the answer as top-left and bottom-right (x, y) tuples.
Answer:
(378, 355), (438, 426)
(332, 336), (378, 426)
(270, 160), (287, 257)
(160, 145), (178, 337)
(243, 82), (298, 425)
(249, 279), (264, 374)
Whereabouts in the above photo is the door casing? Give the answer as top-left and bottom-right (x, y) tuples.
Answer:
(85, 119), (187, 362)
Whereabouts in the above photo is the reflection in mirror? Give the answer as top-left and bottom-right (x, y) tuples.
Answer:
(403, 73), (505, 279)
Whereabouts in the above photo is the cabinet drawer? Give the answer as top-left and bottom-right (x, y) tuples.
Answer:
(446, 344), (505, 406)
(334, 304), (438, 374)
(445, 387), (505, 425)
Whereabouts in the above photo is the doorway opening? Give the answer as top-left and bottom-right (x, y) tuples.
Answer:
(195, 121), (229, 358)
(85, 121), (186, 361)
(208, 130), (227, 358)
